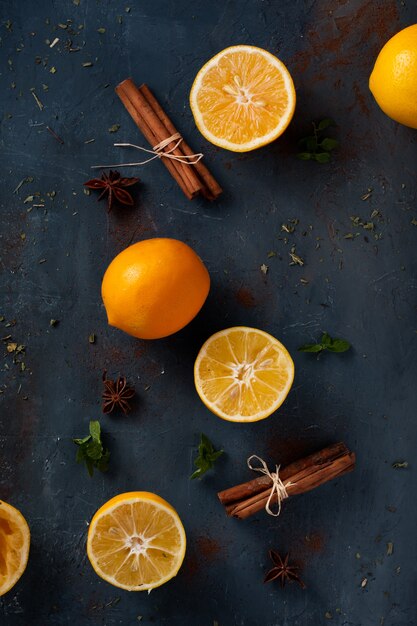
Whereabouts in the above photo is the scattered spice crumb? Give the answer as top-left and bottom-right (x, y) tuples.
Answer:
(50, 319), (59, 327)
(50, 37), (59, 48)
(89, 333), (96, 344)
(97, 27), (106, 33)
(260, 263), (268, 275)
(386, 542), (393, 556)
(395, 566), (401, 574)
(108, 123), (121, 133)
(361, 577), (368, 588)
(289, 246), (304, 266)
(50, 66), (57, 74)
(82, 62), (93, 67)
(31, 91), (44, 111)
(392, 461), (408, 469)
(361, 188), (373, 200)
(325, 612), (332, 620)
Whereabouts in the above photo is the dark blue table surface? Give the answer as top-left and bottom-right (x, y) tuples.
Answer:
(1, 1), (417, 625)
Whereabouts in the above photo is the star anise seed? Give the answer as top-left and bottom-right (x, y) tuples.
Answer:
(102, 370), (135, 415)
(84, 170), (140, 211)
(264, 551), (306, 589)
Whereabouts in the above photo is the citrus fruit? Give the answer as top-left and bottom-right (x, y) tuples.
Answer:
(0, 500), (30, 596)
(190, 45), (296, 152)
(87, 492), (186, 591)
(194, 326), (294, 422)
(369, 24), (417, 128)
(102, 238), (210, 340)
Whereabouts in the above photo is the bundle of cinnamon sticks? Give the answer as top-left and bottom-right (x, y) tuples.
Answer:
(116, 79), (222, 200)
(218, 442), (355, 520)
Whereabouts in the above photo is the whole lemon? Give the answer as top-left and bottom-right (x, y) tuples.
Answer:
(102, 238), (210, 339)
(369, 24), (417, 128)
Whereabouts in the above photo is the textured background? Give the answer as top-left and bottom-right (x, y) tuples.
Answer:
(1, 1), (417, 625)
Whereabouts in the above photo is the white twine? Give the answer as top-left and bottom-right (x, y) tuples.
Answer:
(247, 454), (291, 517)
(91, 132), (204, 169)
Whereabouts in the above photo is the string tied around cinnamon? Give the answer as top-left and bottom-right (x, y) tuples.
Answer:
(92, 133), (204, 170)
(247, 455), (292, 517)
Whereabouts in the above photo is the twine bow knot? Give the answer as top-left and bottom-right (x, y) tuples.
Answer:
(247, 455), (291, 517)
(92, 133), (204, 169)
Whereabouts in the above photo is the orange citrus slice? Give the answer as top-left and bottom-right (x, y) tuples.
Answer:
(190, 45), (296, 152)
(0, 500), (30, 597)
(87, 492), (186, 591)
(194, 326), (294, 422)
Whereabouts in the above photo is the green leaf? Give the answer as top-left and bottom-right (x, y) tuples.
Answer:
(321, 332), (332, 346)
(318, 118), (334, 130)
(191, 434), (223, 480)
(85, 457), (95, 477)
(297, 152), (313, 161)
(299, 333), (351, 356)
(200, 433), (214, 454)
(89, 420), (101, 441)
(208, 450), (223, 462)
(86, 439), (103, 460)
(298, 136), (317, 152)
(76, 446), (87, 463)
(320, 138), (339, 152)
(73, 420), (110, 476)
(314, 152), (331, 163)
(96, 449), (110, 472)
(326, 338), (351, 353)
(73, 435), (91, 445)
(297, 343), (324, 353)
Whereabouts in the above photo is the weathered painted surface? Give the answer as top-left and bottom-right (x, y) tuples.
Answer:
(1, 1), (416, 624)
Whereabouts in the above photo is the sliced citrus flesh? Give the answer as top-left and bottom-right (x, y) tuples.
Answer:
(190, 45), (296, 152)
(87, 492), (186, 591)
(194, 326), (294, 422)
(0, 500), (30, 596)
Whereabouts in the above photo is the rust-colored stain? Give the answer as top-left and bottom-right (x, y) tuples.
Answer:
(290, 0), (399, 79)
(107, 199), (155, 253)
(267, 436), (318, 468)
(303, 532), (326, 554)
(195, 535), (224, 559)
(235, 287), (257, 308)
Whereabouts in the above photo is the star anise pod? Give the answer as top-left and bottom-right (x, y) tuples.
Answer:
(264, 551), (306, 589)
(84, 170), (140, 211)
(102, 370), (135, 415)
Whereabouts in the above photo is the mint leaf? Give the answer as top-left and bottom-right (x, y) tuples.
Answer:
(320, 137), (339, 151)
(321, 332), (332, 346)
(298, 332), (351, 356)
(318, 118), (334, 130)
(297, 152), (313, 161)
(326, 338), (351, 353)
(89, 420), (101, 441)
(314, 152), (331, 163)
(297, 119), (338, 163)
(73, 420), (110, 476)
(298, 343), (324, 353)
(191, 433), (223, 480)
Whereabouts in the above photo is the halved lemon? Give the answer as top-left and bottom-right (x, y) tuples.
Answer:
(190, 45), (296, 152)
(0, 500), (30, 596)
(87, 492), (186, 591)
(194, 326), (294, 422)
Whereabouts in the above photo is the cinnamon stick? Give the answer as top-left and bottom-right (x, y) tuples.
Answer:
(139, 84), (222, 200)
(218, 442), (355, 520)
(115, 79), (222, 200)
(115, 82), (193, 200)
